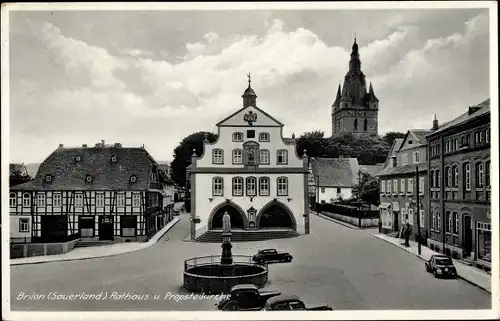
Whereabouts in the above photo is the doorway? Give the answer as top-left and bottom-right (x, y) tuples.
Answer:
(463, 215), (472, 257)
(99, 216), (114, 241)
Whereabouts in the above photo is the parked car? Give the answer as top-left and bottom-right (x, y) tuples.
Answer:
(263, 295), (333, 311)
(216, 284), (281, 311)
(252, 249), (293, 264)
(425, 255), (458, 278)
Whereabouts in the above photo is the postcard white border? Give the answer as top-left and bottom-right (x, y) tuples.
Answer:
(1, 1), (498, 321)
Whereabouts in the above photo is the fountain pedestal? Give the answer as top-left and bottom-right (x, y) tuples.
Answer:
(220, 232), (233, 265)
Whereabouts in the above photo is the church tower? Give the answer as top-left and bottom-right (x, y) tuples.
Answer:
(331, 38), (379, 136)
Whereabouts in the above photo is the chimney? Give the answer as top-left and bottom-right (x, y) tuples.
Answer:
(82, 144), (88, 148)
(391, 156), (397, 167)
(101, 140), (105, 146)
(432, 114), (439, 130)
(58, 144), (64, 148)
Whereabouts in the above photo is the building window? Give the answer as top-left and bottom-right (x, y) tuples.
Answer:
(419, 177), (424, 195)
(132, 193), (141, 207)
(413, 151), (420, 163)
(419, 210), (424, 227)
(117, 193), (125, 207)
(485, 128), (490, 143)
(431, 211), (436, 230)
(259, 149), (270, 164)
(337, 187), (341, 194)
(453, 212), (459, 235)
(213, 177), (224, 196)
(400, 179), (405, 194)
(381, 181), (386, 193)
(477, 222), (491, 262)
(212, 149), (224, 164)
(10, 193), (16, 207)
(22, 193), (31, 207)
(402, 154), (408, 165)
(277, 149), (288, 165)
(321, 187), (325, 193)
(259, 177), (270, 196)
(75, 194), (83, 207)
(476, 162), (484, 188)
(277, 177), (288, 196)
(445, 167), (451, 188)
(232, 149), (243, 164)
(446, 211), (452, 233)
(246, 177), (257, 196)
(364, 119), (368, 131)
(387, 180), (392, 194)
(393, 179), (398, 194)
(37, 194), (46, 207)
(232, 132), (243, 142)
(246, 130), (255, 139)
(407, 178), (413, 194)
(259, 132), (270, 142)
(463, 163), (471, 191)
(485, 161), (490, 187)
(354, 118), (358, 131)
(437, 212), (441, 231)
(95, 193), (104, 207)
(430, 171), (434, 188)
(436, 170), (440, 188)
(19, 218), (29, 232)
(232, 177), (243, 196)
(452, 166), (458, 187)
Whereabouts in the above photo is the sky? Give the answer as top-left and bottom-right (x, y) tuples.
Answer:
(6, 5), (492, 164)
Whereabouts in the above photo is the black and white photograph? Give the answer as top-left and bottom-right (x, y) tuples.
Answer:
(1, 2), (498, 320)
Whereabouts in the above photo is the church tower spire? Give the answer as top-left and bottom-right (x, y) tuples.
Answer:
(242, 73), (257, 107)
(349, 37), (361, 72)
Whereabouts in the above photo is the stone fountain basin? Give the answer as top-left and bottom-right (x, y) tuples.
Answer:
(183, 262), (268, 294)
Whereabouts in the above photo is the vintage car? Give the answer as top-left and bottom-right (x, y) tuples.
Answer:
(263, 295), (333, 311)
(216, 284), (282, 311)
(252, 249), (293, 264)
(425, 255), (458, 278)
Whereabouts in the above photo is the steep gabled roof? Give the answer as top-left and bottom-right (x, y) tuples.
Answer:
(311, 157), (359, 187)
(215, 104), (284, 127)
(12, 146), (158, 191)
(427, 99), (490, 137)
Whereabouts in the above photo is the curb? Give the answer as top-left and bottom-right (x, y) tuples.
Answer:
(11, 218), (180, 266)
(313, 212), (362, 230)
(370, 234), (491, 294)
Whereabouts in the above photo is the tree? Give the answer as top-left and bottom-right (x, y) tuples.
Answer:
(325, 133), (390, 165)
(382, 131), (406, 147)
(295, 131), (326, 157)
(170, 131), (218, 187)
(10, 169), (32, 187)
(352, 172), (380, 206)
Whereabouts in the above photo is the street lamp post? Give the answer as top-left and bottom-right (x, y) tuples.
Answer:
(416, 165), (422, 255)
(358, 170), (362, 228)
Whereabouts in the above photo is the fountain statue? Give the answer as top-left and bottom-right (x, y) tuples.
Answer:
(221, 211), (233, 265)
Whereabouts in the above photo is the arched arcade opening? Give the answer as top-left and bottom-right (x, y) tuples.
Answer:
(209, 202), (246, 230)
(257, 201), (296, 230)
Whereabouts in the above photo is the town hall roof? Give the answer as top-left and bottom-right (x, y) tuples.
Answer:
(311, 157), (359, 187)
(12, 143), (159, 191)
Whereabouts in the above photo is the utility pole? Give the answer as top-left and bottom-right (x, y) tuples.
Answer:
(416, 165), (422, 255)
(358, 170), (362, 228)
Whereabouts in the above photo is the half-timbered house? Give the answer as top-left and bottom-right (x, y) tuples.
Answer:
(10, 141), (165, 243)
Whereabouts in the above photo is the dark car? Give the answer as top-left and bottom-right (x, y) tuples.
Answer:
(263, 295), (333, 311)
(425, 255), (458, 278)
(216, 284), (281, 311)
(252, 249), (293, 264)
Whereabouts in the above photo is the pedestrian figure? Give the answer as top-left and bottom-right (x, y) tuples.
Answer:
(404, 223), (411, 247)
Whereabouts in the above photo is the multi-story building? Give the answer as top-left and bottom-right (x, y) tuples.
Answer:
(331, 38), (379, 136)
(189, 77), (309, 240)
(10, 141), (167, 243)
(377, 129), (431, 240)
(426, 99), (491, 270)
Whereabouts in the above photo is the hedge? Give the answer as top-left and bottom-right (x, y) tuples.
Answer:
(315, 202), (378, 218)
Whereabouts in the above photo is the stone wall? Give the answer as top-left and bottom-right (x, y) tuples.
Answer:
(10, 239), (79, 259)
(322, 211), (379, 228)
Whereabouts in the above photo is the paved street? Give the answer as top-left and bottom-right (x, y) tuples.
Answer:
(10, 213), (491, 311)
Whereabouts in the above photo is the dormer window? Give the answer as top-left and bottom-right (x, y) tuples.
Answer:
(259, 132), (270, 142)
(45, 175), (53, 183)
(408, 140), (413, 145)
(232, 132), (243, 142)
(85, 175), (93, 183)
(75, 156), (81, 162)
(130, 175), (137, 183)
(111, 156), (117, 163)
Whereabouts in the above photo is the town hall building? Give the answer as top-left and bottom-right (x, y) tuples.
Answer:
(331, 38), (379, 136)
(189, 76), (310, 241)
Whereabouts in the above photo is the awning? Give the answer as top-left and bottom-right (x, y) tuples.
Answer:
(392, 202), (400, 212)
(378, 202), (391, 210)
